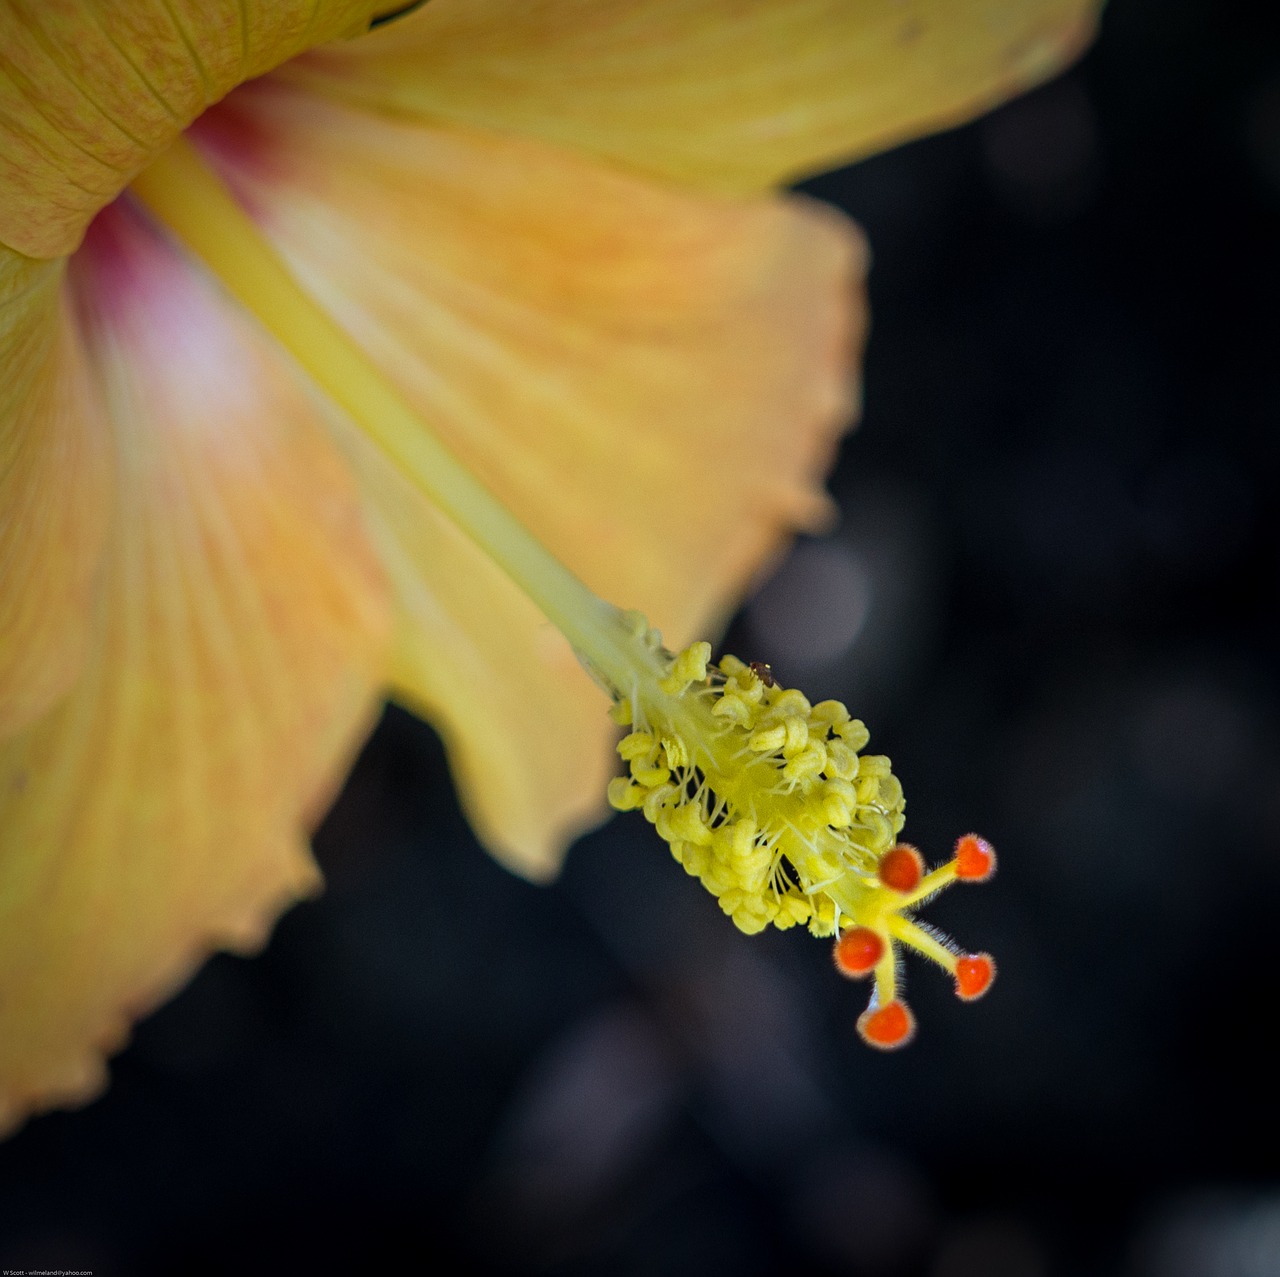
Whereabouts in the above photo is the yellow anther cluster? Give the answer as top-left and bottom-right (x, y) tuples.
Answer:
(607, 643), (906, 937)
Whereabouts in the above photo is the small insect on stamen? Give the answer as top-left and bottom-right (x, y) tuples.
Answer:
(833, 926), (884, 976)
(954, 834), (996, 881)
(954, 953), (996, 1001)
(858, 1000), (916, 1050)
(749, 661), (776, 687)
(878, 843), (924, 893)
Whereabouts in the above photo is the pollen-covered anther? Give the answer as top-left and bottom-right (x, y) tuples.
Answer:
(658, 640), (711, 695)
(833, 926), (884, 977)
(878, 843), (924, 893)
(954, 952), (996, 1001)
(954, 833), (997, 881)
(857, 1000), (916, 1050)
(782, 743), (826, 785)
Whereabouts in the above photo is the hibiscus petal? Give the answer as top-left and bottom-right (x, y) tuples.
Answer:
(281, 0), (1101, 196)
(0, 245), (111, 737)
(0, 0), (382, 258)
(350, 459), (617, 882)
(198, 86), (864, 878)
(0, 200), (390, 1133)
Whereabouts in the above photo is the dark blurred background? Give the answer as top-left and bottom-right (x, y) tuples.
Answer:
(4, 0), (1279, 1273)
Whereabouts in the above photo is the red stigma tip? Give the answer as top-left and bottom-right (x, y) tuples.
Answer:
(833, 926), (884, 977)
(857, 1000), (916, 1050)
(955, 953), (996, 1001)
(954, 834), (996, 881)
(879, 844), (924, 893)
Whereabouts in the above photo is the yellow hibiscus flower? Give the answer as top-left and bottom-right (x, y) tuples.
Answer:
(0, 0), (1098, 1133)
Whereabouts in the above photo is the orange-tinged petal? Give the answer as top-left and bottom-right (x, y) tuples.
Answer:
(0, 201), (390, 1133)
(284, 0), (1101, 197)
(0, 244), (111, 736)
(353, 456), (616, 881)
(0, 0), (382, 258)
(199, 86), (864, 876)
